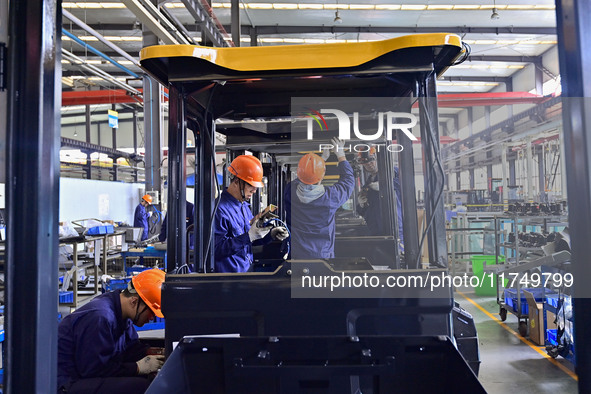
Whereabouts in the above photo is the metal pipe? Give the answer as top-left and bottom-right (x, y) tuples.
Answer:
(62, 29), (139, 78)
(62, 9), (140, 66)
(62, 49), (140, 95)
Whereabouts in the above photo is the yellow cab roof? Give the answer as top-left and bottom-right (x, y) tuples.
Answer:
(140, 33), (463, 84)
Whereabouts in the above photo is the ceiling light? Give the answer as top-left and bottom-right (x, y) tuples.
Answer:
(334, 10), (343, 23)
(491, 0), (500, 19)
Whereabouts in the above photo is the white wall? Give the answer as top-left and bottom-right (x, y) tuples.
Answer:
(59, 178), (145, 224)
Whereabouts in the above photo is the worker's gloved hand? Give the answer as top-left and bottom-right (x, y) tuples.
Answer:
(248, 223), (271, 242)
(147, 211), (153, 217)
(136, 355), (165, 375)
(358, 194), (369, 208)
(368, 181), (379, 191)
(270, 226), (289, 241)
(320, 146), (331, 161)
(331, 137), (346, 159)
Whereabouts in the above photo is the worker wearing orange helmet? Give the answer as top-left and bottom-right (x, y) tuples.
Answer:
(284, 137), (354, 259)
(133, 194), (153, 241)
(214, 154), (288, 272)
(58, 268), (166, 393)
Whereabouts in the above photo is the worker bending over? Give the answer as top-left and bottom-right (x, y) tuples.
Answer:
(214, 155), (288, 272)
(133, 194), (152, 241)
(285, 138), (354, 259)
(58, 269), (166, 393)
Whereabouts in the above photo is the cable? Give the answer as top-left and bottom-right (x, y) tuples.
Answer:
(452, 41), (471, 66)
(414, 79), (446, 269)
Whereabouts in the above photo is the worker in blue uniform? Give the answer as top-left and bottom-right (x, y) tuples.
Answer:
(133, 194), (152, 241)
(58, 269), (166, 394)
(214, 155), (289, 273)
(357, 149), (404, 252)
(284, 137), (354, 259)
(158, 200), (195, 242)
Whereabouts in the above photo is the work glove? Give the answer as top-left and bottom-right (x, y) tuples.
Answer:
(248, 223), (271, 242)
(358, 194), (369, 208)
(136, 355), (165, 375)
(270, 226), (289, 241)
(331, 137), (346, 160)
(368, 181), (379, 191)
(320, 146), (331, 161)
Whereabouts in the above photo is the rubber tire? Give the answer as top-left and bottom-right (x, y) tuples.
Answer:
(499, 307), (507, 322)
(518, 321), (528, 337)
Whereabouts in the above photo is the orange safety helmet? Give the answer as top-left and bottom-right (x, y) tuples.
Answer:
(142, 194), (153, 204)
(297, 153), (326, 185)
(131, 268), (165, 318)
(228, 155), (264, 187)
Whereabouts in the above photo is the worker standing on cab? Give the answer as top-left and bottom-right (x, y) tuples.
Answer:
(285, 137), (354, 259)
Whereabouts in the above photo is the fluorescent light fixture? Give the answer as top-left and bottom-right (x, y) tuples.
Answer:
(349, 4), (375, 10)
(375, 4), (401, 10)
(506, 4), (535, 9)
(427, 5), (454, 10)
(453, 5), (480, 9)
(298, 3), (324, 9)
(273, 3), (298, 9)
(401, 4), (427, 10)
(248, 3), (273, 9)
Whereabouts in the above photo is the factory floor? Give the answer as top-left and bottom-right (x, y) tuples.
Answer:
(454, 287), (577, 393)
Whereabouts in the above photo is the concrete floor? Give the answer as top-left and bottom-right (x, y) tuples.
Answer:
(454, 287), (577, 394)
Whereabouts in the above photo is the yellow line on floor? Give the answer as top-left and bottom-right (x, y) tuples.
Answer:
(456, 290), (578, 382)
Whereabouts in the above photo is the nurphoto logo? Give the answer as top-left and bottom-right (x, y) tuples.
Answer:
(304, 109), (418, 153)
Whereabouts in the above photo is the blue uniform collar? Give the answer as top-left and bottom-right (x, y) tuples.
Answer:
(221, 188), (251, 209)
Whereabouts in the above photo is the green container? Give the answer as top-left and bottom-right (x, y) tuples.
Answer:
(471, 255), (506, 296)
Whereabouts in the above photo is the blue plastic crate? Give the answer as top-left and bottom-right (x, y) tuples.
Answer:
(86, 225), (114, 235)
(504, 288), (551, 315)
(546, 294), (559, 309)
(547, 329), (557, 345)
(59, 291), (74, 304)
(103, 277), (132, 292)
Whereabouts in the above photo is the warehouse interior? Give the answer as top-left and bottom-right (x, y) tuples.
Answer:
(1, 0), (590, 393)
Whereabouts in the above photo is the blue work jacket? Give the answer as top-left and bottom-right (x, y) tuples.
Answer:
(214, 189), (270, 272)
(285, 160), (354, 259)
(58, 291), (148, 390)
(158, 201), (195, 242)
(358, 168), (404, 249)
(133, 203), (149, 240)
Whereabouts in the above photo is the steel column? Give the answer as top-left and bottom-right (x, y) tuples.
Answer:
(538, 151), (545, 200)
(231, 0), (240, 47)
(0, 0), (7, 184)
(5, 0), (60, 391)
(398, 111), (420, 269)
(85, 105), (92, 179)
(526, 138), (533, 201)
(143, 19), (163, 194)
(501, 144), (508, 203)
(133, 109), (139, 182)
(555, 1), (591, 390)
(417, 73), (448, 267)
(111, 104), (118, 181)
(167, 85), (187, 271)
